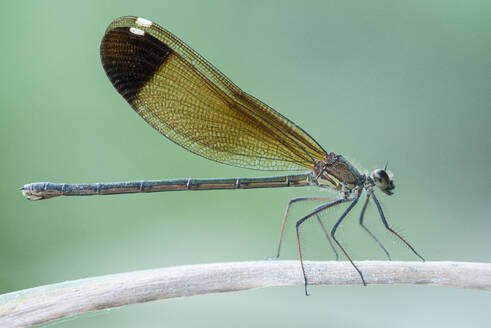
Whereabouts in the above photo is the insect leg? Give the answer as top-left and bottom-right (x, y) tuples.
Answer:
(359, 193), (391, 260)
(330, 194), (366, 285)
(270, 196), (337, 259)
(296, 198), (347, 295)
(371, 193), (425, 261)
(315, 213), (339, 261)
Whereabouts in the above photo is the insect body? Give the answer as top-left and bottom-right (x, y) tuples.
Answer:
(22, 16), (424, 294)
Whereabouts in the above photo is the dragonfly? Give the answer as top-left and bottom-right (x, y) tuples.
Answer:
(22, 16), (424, 294)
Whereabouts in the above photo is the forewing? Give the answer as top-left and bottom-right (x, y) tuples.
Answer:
(100, 16), (327, 171)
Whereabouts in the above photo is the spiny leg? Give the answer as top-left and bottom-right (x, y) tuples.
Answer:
(359, 193), (391, 260)
(270, 196), (337, 259)
(315, 214), (339, 261)
(330, 194), (367, 285)
(296, 198), (348, 296)
(371, 193), (425, 261)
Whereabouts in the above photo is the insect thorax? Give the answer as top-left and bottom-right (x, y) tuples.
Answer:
(312, 152), (365, 192)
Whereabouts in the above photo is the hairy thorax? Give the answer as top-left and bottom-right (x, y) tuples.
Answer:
(312, 152), (365, 192)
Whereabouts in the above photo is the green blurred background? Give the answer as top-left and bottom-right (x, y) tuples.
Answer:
(1, 1), (490, 327)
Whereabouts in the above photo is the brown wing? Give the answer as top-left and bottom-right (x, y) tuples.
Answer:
(100, 16), (327, 171)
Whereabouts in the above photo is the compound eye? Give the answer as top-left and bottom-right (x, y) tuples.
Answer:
(373, 169), (389, 184)
(372, 169), (394, 195)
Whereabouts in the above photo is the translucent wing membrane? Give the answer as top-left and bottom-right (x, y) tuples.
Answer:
(100, 16), (327, 171)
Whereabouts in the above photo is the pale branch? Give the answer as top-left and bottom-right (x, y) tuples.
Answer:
(0, 261), (490, 327)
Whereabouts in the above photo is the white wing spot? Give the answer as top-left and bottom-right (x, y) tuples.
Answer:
(129, 27), (145, 36)
(136, 17), (153, 27)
